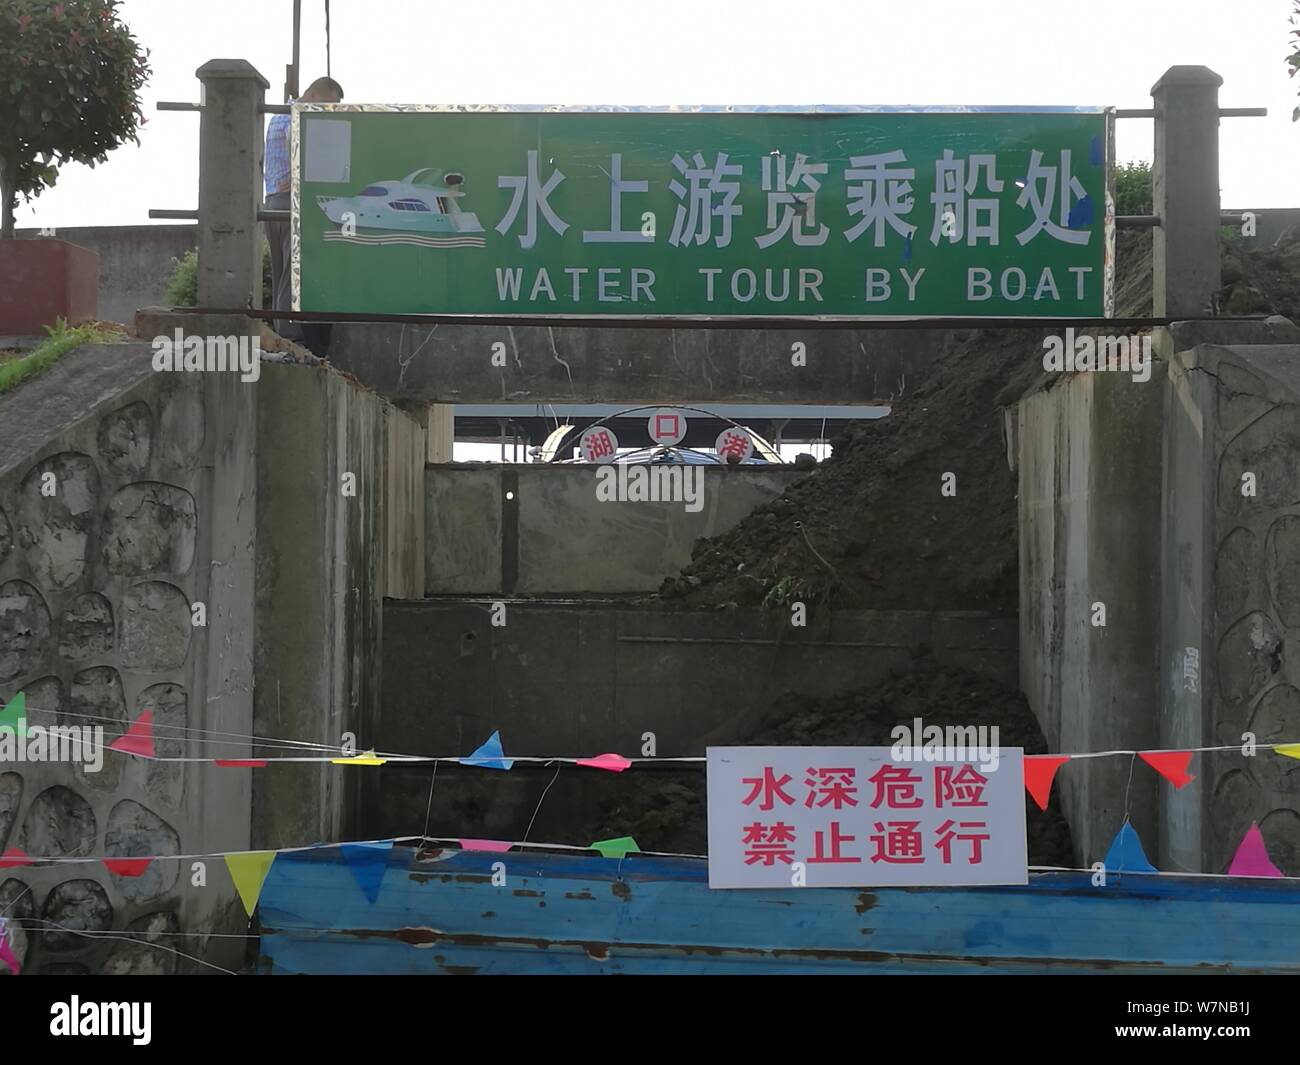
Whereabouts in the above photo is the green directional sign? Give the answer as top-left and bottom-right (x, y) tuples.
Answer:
(293, 106), (1112, 319)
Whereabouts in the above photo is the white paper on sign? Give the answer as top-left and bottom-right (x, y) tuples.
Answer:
(304, 118), (352, 183)
(706, 745), (1027, 889)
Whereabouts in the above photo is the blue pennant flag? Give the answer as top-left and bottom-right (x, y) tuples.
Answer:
(1102, 821), (1157, 874)
(340, 840), (394, 903)
(460, 730), (515, 771)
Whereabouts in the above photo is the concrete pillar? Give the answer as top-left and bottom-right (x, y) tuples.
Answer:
(196, 59), (269, 310)
(426, 403), (455, 463)
(1151, 66), (1222, 319)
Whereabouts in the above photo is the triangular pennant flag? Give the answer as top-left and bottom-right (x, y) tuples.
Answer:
(590, 836), (640, 859)
(1275, 743), (1300, 761)
(215, 759), (268, 768)
(458, 839), (513, 853)
(460, 730), (514, 770)
(1102, 821), (1157, 873)
(109, 709), (155, 759)
(0, 847), (32, 869)
(331, 750), (386, 766)
(1227, 823), (1283, 878)
(341, 840), (393, 903)
(0, 691), (27, 737)
(1139, 750), (1195, 789)
(576, 753), (633, 772)
(1023, 755), (1070, 811)
(225, 851), (277, 917)
(103, 858), (152, 878)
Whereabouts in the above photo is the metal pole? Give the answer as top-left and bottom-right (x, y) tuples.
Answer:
(285, 0), (301, 102)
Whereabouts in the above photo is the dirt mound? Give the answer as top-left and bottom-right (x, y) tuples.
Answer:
(657, 229), (1299, 613)
(586, 655), (1075, 867)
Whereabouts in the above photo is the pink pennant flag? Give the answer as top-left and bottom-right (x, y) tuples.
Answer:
(103, 858), (152, 878)
(575, 753), (633, 772)
(458, 839), (513, 853)
(0, 848), (32, 870)
(214, 759), (268, 768)
(0, 923), (19, 976)
(1139, 750), (1195, 789)
(1023, 755), (1070, 811)
(1227, 823), (1283, 878)
(109, 709), (155, 759)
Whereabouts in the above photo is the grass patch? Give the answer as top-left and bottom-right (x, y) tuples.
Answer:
(0, 319), (127, 397)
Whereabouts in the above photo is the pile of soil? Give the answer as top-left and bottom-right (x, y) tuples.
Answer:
(585, 655), (1075, 867)
(657, 229), (1300, 613)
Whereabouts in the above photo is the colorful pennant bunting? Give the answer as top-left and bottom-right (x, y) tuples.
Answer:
(0, 691), (27, 738)
(1023, 755), (1070, 811)
(1227, 822), (1283, 878)
(1102, 821), (1157, 874)
(341, 840), (393, 902)
(0, 848), (32, 870)
(576, 753), (633, 772)
(590, 836), (640, 859)
(0, 919), (19, 976)
(225, 851), (277, 917)
(1276, 743), (1300, 761)
(458, 839), (513, 853)
(460, 730), (514, 770)
(103, 858), (152, 878)
(109, 709), (155, 759)
(1139, 750), (1195, 789)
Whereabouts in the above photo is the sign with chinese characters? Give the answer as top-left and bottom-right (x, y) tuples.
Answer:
(647, 408), (687, 445)
(706, 746), (1027, 888)
(293, 106), (1112, 319)
(579, 425), (619, 463)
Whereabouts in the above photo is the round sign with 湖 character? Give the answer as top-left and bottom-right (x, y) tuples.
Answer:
(647, 408), (688, 446)
(715, 426), (754, 463)
(580, 425), (619, 463)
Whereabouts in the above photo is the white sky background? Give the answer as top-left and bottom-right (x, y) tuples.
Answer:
(14, 0), (1300, 229)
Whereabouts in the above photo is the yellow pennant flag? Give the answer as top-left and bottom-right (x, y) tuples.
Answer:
(225, 851), (277, 917)
(1275, 744), (1300, 761)
(331, 749), (386, 766)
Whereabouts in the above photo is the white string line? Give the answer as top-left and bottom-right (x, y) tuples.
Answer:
(10, 700), (1300, 764)
(10, 916), (239, 975)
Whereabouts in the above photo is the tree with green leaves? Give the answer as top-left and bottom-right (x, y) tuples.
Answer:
(1289, 1), (1300, 121)
(0, 0), (149, 238)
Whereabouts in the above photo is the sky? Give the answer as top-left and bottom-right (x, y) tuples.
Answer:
(13, 0), (1300, 230)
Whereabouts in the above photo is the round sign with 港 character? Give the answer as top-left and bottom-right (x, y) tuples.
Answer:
(580, 425), (619, 463)
(715, 426), (754, 463)
(647, 408), (687, 446)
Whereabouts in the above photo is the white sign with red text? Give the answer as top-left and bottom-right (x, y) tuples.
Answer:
(706, 746), (1027, 889)
(580, 426), (619, 463)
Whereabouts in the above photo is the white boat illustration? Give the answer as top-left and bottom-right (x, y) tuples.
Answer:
(317, 169), (485, 245)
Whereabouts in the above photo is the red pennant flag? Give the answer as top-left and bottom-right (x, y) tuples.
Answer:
(110, 709), (155, 759)
(103, 858), (152, 878)
(1023, 755), (1070, 811)
(0, 847), (32, 869)
(575, 753), (633, 772)
(1139, 750), (1195, 789)
(214, 759), (268, 768)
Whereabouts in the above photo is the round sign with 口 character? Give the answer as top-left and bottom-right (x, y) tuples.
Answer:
(580, 426), (619, 464)
(715, 426), (754, 463)
(647, 408), (687, 446)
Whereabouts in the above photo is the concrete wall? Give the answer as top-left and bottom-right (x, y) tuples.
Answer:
(1016, 366), (1165, 866)
(0, 341), (255, 974)
(1017, 317), (1300, 875)
(1162, 337), (1300, 875)
(253, 364), (425, 850)
(426, 463), (799, 595)
(366, 600), (1017, 841)
(15, 226), (197, 326)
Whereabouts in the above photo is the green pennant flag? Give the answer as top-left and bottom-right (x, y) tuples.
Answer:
(590, 836), (640, 859)
(0, 692), (27, 738)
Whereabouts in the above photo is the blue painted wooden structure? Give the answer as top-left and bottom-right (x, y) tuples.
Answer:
(257, 845), (1300, 974)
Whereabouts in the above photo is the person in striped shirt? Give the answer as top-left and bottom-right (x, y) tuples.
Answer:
(265, 76), (343, 352)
